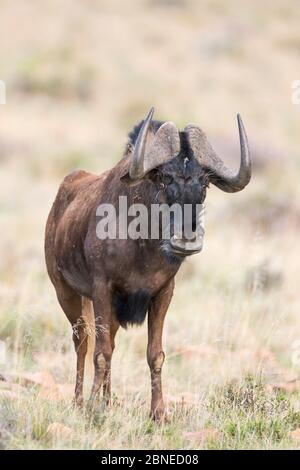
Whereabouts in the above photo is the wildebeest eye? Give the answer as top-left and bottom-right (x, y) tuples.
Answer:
(162, 174), (173, 186)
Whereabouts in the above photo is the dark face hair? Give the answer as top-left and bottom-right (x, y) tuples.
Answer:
(147, 132), (209, 230)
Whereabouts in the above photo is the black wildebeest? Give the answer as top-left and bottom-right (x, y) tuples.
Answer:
(45, 107), (251, 421)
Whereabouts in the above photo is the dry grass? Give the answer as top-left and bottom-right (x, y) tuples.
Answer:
(1, 0), (300, 449)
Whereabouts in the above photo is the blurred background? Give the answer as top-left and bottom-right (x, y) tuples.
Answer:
(1, 0), (300, 449)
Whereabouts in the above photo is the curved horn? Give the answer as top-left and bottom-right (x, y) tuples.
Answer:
(185, 114), (251, 193)
(129, 107), (180, 180)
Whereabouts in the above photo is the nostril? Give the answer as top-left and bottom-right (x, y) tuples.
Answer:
(180, 234), (197, 242)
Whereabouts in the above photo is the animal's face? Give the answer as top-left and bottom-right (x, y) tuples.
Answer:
(147, 138), (208, 259)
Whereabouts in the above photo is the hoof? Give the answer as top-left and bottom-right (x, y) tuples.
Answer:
(151, 408), (170, 424)
(73, 396), (84, 409)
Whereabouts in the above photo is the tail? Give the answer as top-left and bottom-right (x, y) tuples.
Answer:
(82, 297), (95, 381)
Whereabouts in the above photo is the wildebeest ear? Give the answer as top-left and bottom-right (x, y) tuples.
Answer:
(120, 172), (143, 187)
(146, 169), (162, 184)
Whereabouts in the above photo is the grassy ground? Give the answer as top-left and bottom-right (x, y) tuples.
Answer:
(1, 0), (300, 449)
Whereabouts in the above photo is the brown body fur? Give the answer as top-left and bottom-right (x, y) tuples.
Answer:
(45, 155), (179, 420)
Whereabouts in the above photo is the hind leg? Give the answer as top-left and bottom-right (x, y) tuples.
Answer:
(55, 280), (87, 407)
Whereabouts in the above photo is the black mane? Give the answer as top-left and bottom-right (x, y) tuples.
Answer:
(128, 119), (166, 146)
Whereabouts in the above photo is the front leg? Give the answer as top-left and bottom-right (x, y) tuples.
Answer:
(89, 280), (113, 407)
(147, 278), (174, 422)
